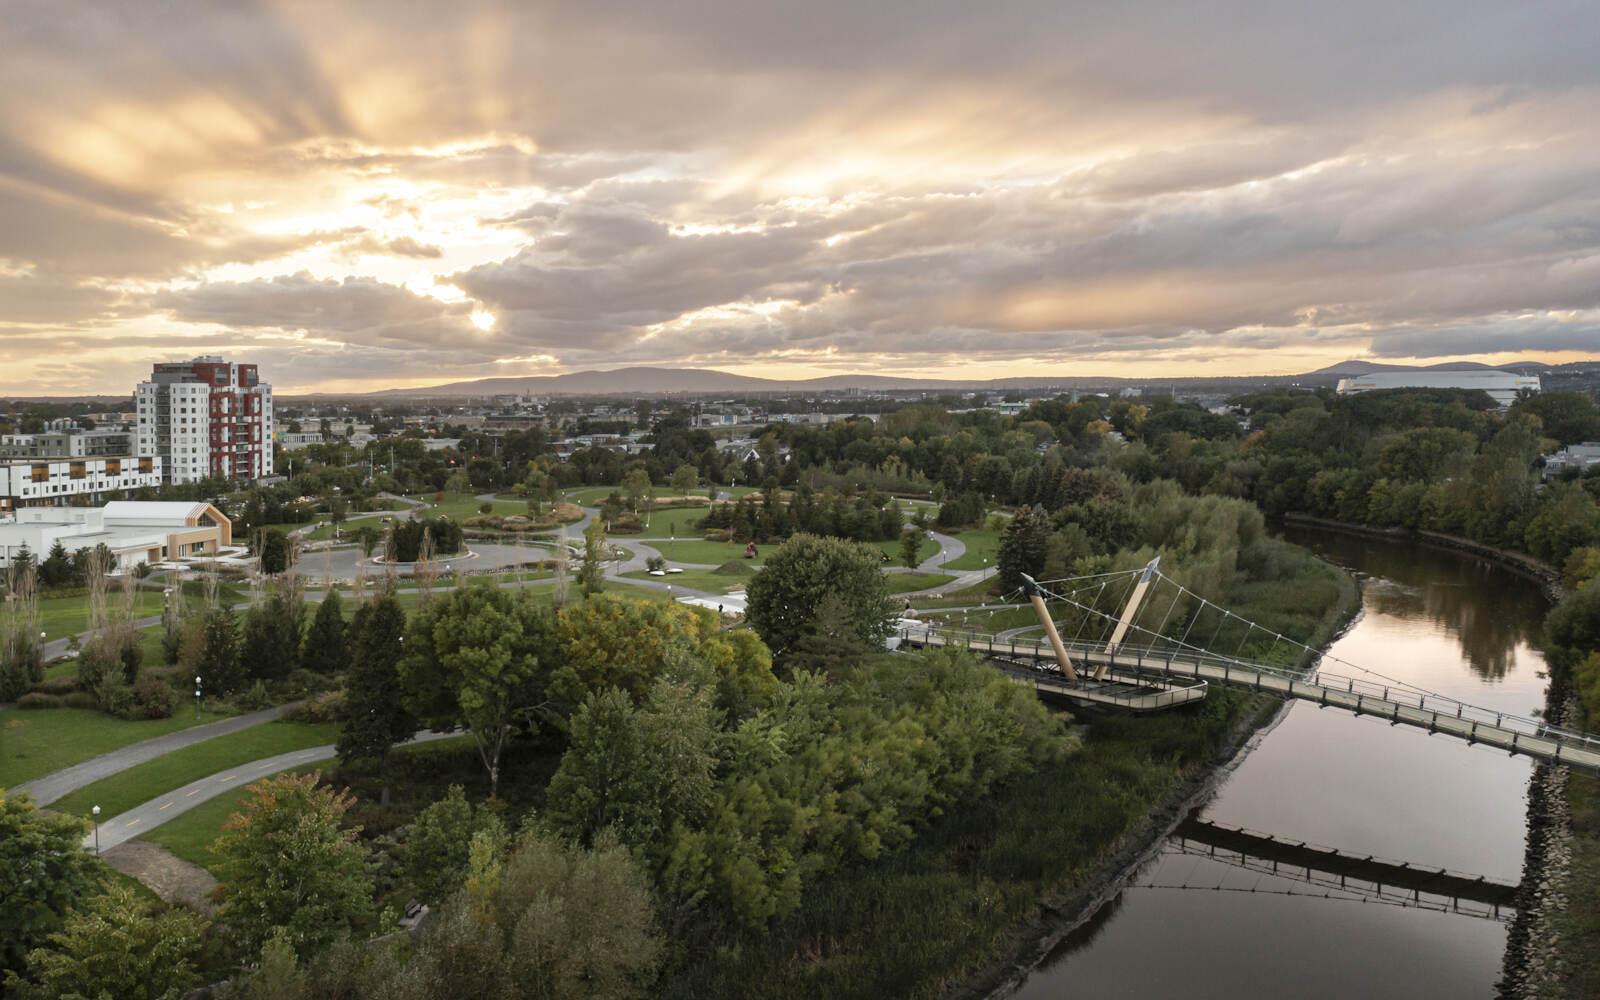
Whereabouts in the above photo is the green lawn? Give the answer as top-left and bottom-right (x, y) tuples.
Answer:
(620, 566), (753, 595)
(643, 539), (762, 567)
(406, 494), (528, 523)
(38, 590), (166, 643)
(631, 505), (716, 539)
(871, 535), (937, 566)
(566, 485), (759, 507)
(49, 720), (340, 820)
(0, 708), (226, 789)
(882, 571), (958, 595)
(941, 526), (1002, 571)
(143, 761), (332, 870)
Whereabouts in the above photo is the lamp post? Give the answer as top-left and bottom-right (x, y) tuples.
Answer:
(194, 676), (202, 721)
(92, 805), (100, 855)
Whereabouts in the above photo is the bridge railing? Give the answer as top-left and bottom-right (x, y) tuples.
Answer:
(902, 624), (1600, 756)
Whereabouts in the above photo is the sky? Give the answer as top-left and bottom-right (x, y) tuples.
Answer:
(2, 0), (1598, 395)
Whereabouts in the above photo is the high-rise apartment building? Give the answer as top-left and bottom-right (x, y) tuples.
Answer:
(135, 357), (274, 484)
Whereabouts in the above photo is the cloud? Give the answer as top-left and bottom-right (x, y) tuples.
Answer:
(2, 1), (1599, 391)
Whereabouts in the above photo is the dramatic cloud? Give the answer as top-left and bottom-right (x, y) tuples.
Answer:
(0, 0), (1597, 392)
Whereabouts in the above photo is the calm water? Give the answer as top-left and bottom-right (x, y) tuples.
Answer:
(1010, 530), (1549, 999)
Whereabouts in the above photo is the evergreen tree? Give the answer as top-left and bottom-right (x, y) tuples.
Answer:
(241, 594), (298, 682)
(997, 504), (1049, 591)
(337, 595), (415, 804)
(301, 592), (350, 675)
(197, 607), (244, 695)
(38, 541), (72, 589)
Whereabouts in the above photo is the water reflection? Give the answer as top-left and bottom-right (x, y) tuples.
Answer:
(1284, 528), (1547, 681)
(1010, 531), (1547, 999)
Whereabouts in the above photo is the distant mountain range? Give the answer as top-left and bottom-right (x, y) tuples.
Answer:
(357, 360), (1588, 398)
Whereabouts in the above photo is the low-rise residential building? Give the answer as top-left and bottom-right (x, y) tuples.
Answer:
(0, 429), (136, 458)
(1544, 442), (1600, 479)
(0, 500), (231, 571)
(0, 456), (163, 513)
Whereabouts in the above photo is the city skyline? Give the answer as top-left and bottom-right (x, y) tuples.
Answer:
(4, 1), (1600, 395)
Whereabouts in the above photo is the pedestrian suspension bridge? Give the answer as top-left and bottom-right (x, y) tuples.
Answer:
(896, 558), (1600, 774)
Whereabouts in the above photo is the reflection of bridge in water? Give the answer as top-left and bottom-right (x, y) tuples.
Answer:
(896, 559), (1600, 774)
(1155, 817), (1519, 921)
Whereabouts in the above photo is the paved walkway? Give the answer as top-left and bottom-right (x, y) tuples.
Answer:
(12, 704), (296, 806)
(84, 729), (461, 853)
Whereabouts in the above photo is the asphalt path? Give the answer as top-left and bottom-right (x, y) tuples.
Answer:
(10, 705), (295, 805)
(82, 729), (461, 853)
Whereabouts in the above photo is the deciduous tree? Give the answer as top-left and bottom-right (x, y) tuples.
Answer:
(744, 534), (893, 663)
(399, 584), (557, 797)
(4, 885), (206, 1000)
(0, 792), (103, 979)
(211, 771), (373, 959)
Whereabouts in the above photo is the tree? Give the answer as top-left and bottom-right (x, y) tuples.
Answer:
(545, 681), (720, 862)
(211, 771), (372, 959)
(745, 534), (894, 663)
(257, 530), (289, 575)
(0, 792), (104, 979)
(401, 784), (504, 903)
(39, 540), (73, 589)
(399, 585), (558, 797)
(580, 518), (607, 596)
(671, 462), (699, 496)
(196, 607), (244, 696)
(336, 594), (415, 804)
(241, 593), (300, 682)
(997, 504), (1049, 591)
(899, 527), (926, 568)
(4, 884), (206, 1000)
(301, 591), (350, 676)
(329, 496), (348, 539)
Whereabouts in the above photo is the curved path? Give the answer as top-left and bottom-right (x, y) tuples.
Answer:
(10, 705), (297, 805)
(83, 729), (461, 853)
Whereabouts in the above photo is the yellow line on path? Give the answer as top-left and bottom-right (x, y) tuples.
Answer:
(187, 789), (200, 797)
(159, 802), (173, 811)
(124, 818), (141, 828)
(220, 775), (236, 782)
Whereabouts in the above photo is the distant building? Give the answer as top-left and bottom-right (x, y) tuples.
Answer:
(0, 500), (230, 571)
(135, 356), (274, 484)
(0, 429), (134, 458)
(1334, 370), (1540, 407)
(1543, 442), (1600, 480)
(0, 456), (163, 513)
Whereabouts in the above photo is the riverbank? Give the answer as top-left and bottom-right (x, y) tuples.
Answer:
(1280, 513), (1566, 602)
(940, 549), (1363, 1000)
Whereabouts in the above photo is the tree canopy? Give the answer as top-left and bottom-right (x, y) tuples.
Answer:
(744, 534), (894, 663)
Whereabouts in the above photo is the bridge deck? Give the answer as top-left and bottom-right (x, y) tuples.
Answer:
(901, 627), (1600, 773)
(991, 660), (1208, 712)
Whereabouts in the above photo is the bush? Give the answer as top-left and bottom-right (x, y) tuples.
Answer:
(285, 688), (347, 723)
(233, 679), (273, 712)
(16, 692), (63, 710)
(704, 529), (732, 542)
(135, 674), (178, 719)
(286, 668), (340, 699)
(29, 676), (80, 696)
(96, 678), (141, 719)
(646, 556), (666, 572)
(63, 691), (99, 710)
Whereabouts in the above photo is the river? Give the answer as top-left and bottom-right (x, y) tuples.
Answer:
(1008, 528), (1551, 999)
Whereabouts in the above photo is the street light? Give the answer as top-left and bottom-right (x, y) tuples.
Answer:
(92, 805), (100, 854)
(194, 676), (202, 721)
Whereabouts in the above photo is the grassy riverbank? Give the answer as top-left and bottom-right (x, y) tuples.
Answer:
(652, 541), (1359, 1000)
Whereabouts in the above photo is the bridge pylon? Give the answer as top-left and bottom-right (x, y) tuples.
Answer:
(1099, 556), (1160, 678)
(1020, 573), (1078, 683)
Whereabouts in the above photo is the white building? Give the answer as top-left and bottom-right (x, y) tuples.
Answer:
(135, 357), (273, 485)
(1334, 370), (1541, 407)
(0, 429), (135, 458)
(0, 456), (163, 514)
(0, 500), (232, 571)
(1544, 442), (1600, 480)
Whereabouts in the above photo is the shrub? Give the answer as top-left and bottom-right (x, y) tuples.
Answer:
(478, 501), (493, 515)
(233, 679), (273, 712)
(646, 556), (666, 572)
(704, 529), (732, 542)
(16, 692), (63, 710)
(285, 688), (347, 723)
(286, 668), (340, 699)
(63, 691), (99, 710)
(95, 678), (141, 719)
(29, 676), (80, 696)
(135, 674), (178, 719)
